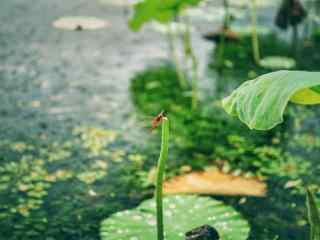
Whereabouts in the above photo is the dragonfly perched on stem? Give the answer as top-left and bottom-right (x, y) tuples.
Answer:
(125, 111), (167, 133)
(151, 110), (167, 131)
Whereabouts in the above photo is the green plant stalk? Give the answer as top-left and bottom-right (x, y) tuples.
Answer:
(250, 0), (261, 65)
(217, 0), (230, 68)
(306, 188), (320, 240)
(183, 18), (199, 110)
(223, 0), (230, 29)
(155, 117), (170, 240)
(217, 33), (226, 69)
(191, 54), (199, 110)
(292, 24), (298, 58)
(167, 24), (188, 89)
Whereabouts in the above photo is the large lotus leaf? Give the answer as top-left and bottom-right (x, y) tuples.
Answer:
(129, 0), (202, 31)
(222, 71), (320, 130)
(100, 195), (250, 240)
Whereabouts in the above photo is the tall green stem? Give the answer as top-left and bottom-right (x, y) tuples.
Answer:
(223, 0), (230, 29)
(155, 117), (170, 240)
(250, 0), (261, 65)
(183, 17), (199, 110)
(191, 54), (199, 110)
(217, 0), (230, 68)
(167, 25), (188, 89)
(292, 25), (298, 58)
(306, 188), (320, 240)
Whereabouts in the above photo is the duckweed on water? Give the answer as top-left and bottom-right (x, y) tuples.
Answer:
(0, 124), (152, 239)
(73, 126), (118, 157)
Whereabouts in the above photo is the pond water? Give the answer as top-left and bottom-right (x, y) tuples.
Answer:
(1, 0), (320, 239)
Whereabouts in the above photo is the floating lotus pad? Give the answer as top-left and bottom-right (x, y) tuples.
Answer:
(99, 0), (141, 7)
(53, 16), (110, 30)
(183, 5), (246, 23)
(100, 195), (250, 240)
(150, 22), (189, 34)
(183, 7), (225, 22)
(229, 0), (278, 8)
(233, 25), (272, 36)
(260, 56), (296, 70)
(222, 71), (320, 130)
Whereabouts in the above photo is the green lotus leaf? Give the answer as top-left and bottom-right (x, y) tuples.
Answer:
(311, 85), (320, 94)
(100, 195), (250, 240)
(129, 0), (202, 31)
(222, 71), (320, 130)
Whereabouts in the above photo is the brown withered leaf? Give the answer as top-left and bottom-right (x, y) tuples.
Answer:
(164, 170), (267, 197)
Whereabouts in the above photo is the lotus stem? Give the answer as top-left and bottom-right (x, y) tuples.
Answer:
(183, 17), (199, 110)
(250, 0), (261, 65)
(306, 187), (320, 240)
(217, 0), (230, 69)
(155, 117), (170, 240)
(167, 24), (188, 89)
(292, 25), (298, 58)
(191, 54), (199, 111)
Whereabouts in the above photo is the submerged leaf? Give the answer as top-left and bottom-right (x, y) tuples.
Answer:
(100, 195), (250, 240)
(222, 71), (320, 130)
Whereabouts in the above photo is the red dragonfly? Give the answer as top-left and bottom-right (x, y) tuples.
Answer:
(151, 110), (166, 131)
